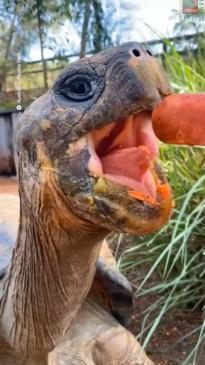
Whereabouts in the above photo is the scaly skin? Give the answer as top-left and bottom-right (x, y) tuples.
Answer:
(0, 192), (152, 365)
(0, 42), (172, 364)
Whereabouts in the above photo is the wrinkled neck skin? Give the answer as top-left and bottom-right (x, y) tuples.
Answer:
(0, 170), (107, 363)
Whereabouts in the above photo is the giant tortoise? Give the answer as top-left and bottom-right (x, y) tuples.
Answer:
(0, 43), (173, 365)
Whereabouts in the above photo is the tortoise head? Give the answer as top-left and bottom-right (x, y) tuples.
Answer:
(15, 42), (173, 235)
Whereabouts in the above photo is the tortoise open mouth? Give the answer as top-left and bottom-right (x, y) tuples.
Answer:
(87, 111), (163, 205)
(64, 109), (173, 233)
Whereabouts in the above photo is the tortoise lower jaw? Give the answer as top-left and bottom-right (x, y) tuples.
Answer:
(92, 161), (173, 233)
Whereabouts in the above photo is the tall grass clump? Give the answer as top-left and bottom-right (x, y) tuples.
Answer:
(118, 47), (205, 363)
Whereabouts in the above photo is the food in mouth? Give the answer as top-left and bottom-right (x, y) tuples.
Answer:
(88, 111), (161, 203)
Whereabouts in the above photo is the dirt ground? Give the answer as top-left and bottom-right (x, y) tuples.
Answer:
(130, 298), (203, 364)
(0, 176), (18, 194)
(124, 261), (204, 365)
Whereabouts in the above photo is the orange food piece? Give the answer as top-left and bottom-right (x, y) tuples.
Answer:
(152, 93), (205, 146)
(128, 190), (159, 205)
(128, 183), (172, 206)
(157, 184), (170, 200)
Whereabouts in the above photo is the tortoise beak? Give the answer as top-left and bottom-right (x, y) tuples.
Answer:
(128, 52), (172, 108)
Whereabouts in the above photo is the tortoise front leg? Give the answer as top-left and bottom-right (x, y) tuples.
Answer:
(50, 301), (154, 365)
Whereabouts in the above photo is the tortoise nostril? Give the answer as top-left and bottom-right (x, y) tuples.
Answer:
(147, 50), (152, 56)
(132, 49), (141, 57)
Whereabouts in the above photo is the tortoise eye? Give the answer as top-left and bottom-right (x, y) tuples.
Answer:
(70, 79), (91, 96)
(60, 76), (94, 101)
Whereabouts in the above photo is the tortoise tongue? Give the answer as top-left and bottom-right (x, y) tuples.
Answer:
(102, 146), (156, 197)
(102, 146), (151, 181)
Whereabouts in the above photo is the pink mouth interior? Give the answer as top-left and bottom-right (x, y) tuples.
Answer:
(88, 112), (159, 198)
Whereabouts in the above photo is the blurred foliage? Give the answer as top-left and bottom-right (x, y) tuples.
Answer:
(164, 40), (205, 93)
(0, 0), (114, 96)
(71, 0), (114, 54)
